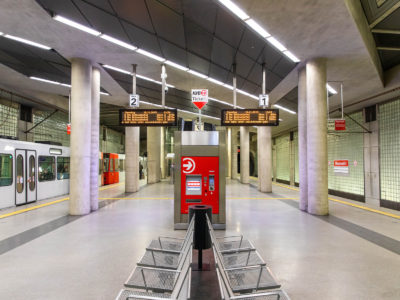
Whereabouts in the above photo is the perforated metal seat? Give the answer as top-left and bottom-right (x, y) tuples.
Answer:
(138, 250), (180, 269)
(117, 289), (170, 300)
(222, 250), (264, 269)
(125, 266), (178, 293)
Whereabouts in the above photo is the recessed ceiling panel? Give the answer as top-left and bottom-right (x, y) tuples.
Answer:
(147, 0), (186, 48)
(266, 71), (282, 91)
(214, 8), (244, 49)
(235, 52), (255, 78)
(246, 63), (262, 87)
(109, 0), (155, 33)
(379, 50), (400, 70)
(158, 0), (183, 14)
(272, 57), (296, 79)
(83, 0), (115, 14)
(184, 19), (213, 59)
(211, 37), (235, 70)
(209, 63), (229, 83)
(159, 39), (187, 66)
(182, 0), (218, 33)
(257, 44), (283, 69)
(36, 0), (88, 26)
(74, 0), (127, 41)
(187, 53), (210, 75)
(238, 29), (265, 60)
(123, 21), (162, 55)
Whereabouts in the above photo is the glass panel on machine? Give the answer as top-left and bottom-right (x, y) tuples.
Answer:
(16, 154), (24, 193)
(57, 157), (70, 180)
(38, 156), (55, 182)
(209, 175), (215, 191)
(0, 154), (13, 186)
(185, 175), (202, 195)
(29, 155), (35, 191)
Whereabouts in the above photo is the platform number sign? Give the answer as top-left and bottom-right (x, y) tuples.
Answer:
(129, 94), (140, 108)
(259, 94), (269, 107)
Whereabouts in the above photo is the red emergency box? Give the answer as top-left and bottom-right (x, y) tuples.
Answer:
(180, 156), (219, 214)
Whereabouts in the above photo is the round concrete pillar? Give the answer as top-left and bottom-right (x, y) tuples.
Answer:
(306, 58), (328, 215)
(298, 67), (308, 211)
(90, 67), (100, 211)
(70, 58), (92, 215)
(240, 126), (250, 184)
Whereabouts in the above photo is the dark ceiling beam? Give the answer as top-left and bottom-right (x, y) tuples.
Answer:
(369, 2), (400, 28)
(377, 46), (400, 51)
(372, 29), (400, 35)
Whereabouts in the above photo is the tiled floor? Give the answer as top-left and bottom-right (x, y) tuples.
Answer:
(0, 179), (399, 299)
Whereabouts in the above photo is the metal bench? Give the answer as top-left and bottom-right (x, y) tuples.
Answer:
(147, 217), (195, 252)
(119, 242), (192, 299)
(137, 218), (195, 270)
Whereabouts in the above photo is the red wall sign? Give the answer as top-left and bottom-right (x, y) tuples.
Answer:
(334, 160), (349, 167)
(335, 120), (346, 131)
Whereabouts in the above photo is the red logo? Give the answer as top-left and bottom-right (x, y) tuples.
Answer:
(201, 89), (207, 96)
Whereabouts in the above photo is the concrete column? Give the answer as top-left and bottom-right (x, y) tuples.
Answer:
(125, 64), (140, 193)
(231, 128), (238, 179)
(364, 117), (380, 206)
(272, 143), (277, 182)
(69, 58), (92, 215)
(258, 63), (272, 192)
(160, 128), (166, 179)
(226, 128), (232, 177)
(306, 58), (328, 215)
(90, 67), (100, 211)
(147, 127), (161, 184)
(298, 67), (308, 211)
(240, 126), (250, 184)
(289, 134), (295, 186)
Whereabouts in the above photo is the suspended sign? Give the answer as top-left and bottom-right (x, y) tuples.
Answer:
(67, 124), (71, 135)
(328, 119), (346, 131)
(334, 160), (349, 175)
(221, 109), (279, 126)
(191, 89), (208, 110)
(129, 94), (140, 107)
(259, 94), (269, 107)
(119, 109), (177, 126)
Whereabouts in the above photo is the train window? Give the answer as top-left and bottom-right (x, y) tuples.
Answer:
(0, 154), (13, 186)
(119, 159), (124, 172)
(115, 159), (119, 172)
(99, 159), (102, 175)
(16, 154), (24, 193)
(57, 157), (70, 180)
(104, 158), (109, 172)
(29, 155), (35, 191)
(38, 156), (55, 182)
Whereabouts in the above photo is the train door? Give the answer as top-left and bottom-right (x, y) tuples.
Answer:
(15, 149), (37, 205)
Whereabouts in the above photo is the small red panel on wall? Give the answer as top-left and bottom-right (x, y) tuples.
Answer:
(335, 120), (346, 131)
(181, 156), (219, 214)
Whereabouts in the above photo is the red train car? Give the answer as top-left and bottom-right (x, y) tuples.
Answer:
(103, 153), (119, 185)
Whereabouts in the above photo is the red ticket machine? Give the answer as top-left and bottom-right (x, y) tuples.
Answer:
(174, 131), (226, 229)
(180, 156), (219, 214)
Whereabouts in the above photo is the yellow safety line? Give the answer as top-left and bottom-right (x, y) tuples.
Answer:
(0, 182), (124, 219)
(0, 197), (69, 219)
(272, 182), (400, 220)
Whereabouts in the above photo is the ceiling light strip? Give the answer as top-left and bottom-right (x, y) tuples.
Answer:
(52, 15), (259, 101)
(273, 104), (296, 114)
(30, 76), (110, 95)
(3, 34), (51, 50)
(326, 84), (337, 94)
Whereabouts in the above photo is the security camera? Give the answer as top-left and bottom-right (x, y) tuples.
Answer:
(164, 86), (169, 93)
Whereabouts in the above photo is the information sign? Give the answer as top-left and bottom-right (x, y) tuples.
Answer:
(129, 94), (140, 107)
(119, 109), (177, 126)
(191, 89), (208, 110)
(221, 109), (279, 126)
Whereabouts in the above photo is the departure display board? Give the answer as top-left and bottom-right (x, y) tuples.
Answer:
(221, 109), (279, 126)
(119, 109), (177, 126)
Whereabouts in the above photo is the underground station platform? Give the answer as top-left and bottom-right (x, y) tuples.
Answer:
(1, 0), (400, 299)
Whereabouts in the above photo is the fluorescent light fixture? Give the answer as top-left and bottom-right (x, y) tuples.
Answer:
(187, 69), (208, 79)
(100, 34), (137, 51)
(137, 49), (165, 62)
(102, 64), (131, 75)
(248, 94), (259, 100)
(267, 36), (287, 52)
(245, 19), (270, 38)
(273, 104), (296, 114)
(30, 76), (61, 85)
(223, 84), (234, 90)
(0, 32), (4, 36)
(4, 34), (51, 50)
(137, 74), (156, 82)
(100, 92), (110, 96)
(207, 77), (224, 85)
(237, 89), (251, 96)
(166, 83), (175, 88)
(327, 84), (337, 94)
(218, 0), (249, 20)
(53, 15), (101, 36)
(283, 50), (300, 63)
(209, 96), (244, 109)
(60, 83), (71, 88)
(165, 60), (188, 71)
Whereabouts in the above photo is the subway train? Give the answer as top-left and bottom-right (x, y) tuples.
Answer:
(0, 138), (125, 210)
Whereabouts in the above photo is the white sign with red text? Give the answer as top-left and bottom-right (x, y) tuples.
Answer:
(334, 160), (349, 175)
(191, 89), (208, 110)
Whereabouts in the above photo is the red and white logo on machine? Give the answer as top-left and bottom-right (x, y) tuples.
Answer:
(182, 157), (196, 174)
